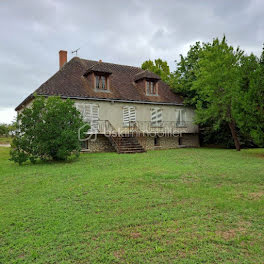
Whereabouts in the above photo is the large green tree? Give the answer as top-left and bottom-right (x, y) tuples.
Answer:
(10, 96), (85, 165)
(141, 59), (171, 83)
(192, 37), (244, 151)
(235, 48), (264, 146)
(171, 41), (203, 105)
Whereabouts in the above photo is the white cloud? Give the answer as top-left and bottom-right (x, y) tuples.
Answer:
(0, 0), (263, 116)
(0, 108), (16, 124)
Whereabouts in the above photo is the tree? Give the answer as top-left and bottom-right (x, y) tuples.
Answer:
(171, 42), (204, 105)
(235, 47), (264, 146)
(141, 59), (171, 83)
(10, 96), (85, 165)
(0, 124), (9, 137)
(192, 37), (244, 151)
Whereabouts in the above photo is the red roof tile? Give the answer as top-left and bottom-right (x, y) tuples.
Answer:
(15, 57), (184, 111)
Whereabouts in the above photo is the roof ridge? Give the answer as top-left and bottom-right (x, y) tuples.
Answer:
(80, 58), (143, 70)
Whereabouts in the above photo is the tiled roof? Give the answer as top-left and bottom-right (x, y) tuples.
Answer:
(15, 57), (184, 111)
(85, 62), (112, 75)
(134, 70), (161, 82)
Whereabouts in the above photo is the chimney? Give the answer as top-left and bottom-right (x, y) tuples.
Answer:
(59, 50), (67, 69)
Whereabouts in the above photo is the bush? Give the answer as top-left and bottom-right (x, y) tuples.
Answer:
(10, 96), (86, 165)
(0, 124), (9, 137)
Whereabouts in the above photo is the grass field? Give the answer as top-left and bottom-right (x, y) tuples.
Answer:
(0, 137), (12, 144)
(0, 147), (264, 263)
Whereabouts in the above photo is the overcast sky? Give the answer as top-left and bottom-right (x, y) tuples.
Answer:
(0, 0), (264, 123)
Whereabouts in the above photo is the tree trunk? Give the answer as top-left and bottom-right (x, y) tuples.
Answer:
(228, 120), (241, 151)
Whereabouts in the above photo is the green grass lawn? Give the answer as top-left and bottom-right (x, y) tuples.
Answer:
(0, 147), (264, 263)
(0, 137), (12, 144)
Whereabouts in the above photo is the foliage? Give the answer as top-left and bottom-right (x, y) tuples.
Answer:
(0, 123), (9, 136)
(141, 38), (264, 149)
(141, 59), (171, 83)
(235, 49), (264, 146)
(10, 96), (85, 165)
(192, 37), (244, 150)
(171, 37), (264, 149)
(171, 41), (204, 105)
(1, 147), (264, 263)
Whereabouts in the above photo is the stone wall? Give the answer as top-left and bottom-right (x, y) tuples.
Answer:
(82, 135), (115, 153)
(138, 135), (179, 150)
(82, 133), (199, 153)
(181, 134), (200, 147)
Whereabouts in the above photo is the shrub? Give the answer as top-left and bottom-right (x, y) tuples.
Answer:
(10, 96), (86, 165)
(0, 124), (9, 137)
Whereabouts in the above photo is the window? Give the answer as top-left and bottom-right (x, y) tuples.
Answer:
(75, 103), (99, 132)
(146, 81), (157, 95)
(154, 136), (160, 146)
(81, 140), (89, 150)
(176, 109), (186, 127)
(151, 108), (162, 127)
(95, 75), (108, 90)
(123, 106), (136, 127)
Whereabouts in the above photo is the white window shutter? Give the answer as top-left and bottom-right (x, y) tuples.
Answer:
(130, 107), (136, 123)
(90, 104), (99, 131)
(123, 106), (136, 126)
(83, 104), (92, 123)
(156, 108), (162, 125)
(75, 103), (86, 120)
(151, 108), (157, 124)
(123, 106), (129, 127)
(176, 109), (186, 127)
(151, 108), (162, 126)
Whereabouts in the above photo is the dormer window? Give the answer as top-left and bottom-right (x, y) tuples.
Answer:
(134, 70), (160, 97)
(146, 81), (157, 95)
(95, 75), (108, 91)
(84, 62), (112, 92)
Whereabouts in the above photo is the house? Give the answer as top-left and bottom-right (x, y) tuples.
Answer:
(15, 50), (199, 153)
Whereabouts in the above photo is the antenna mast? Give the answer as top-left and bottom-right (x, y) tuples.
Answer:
(71, 48), (80, 57)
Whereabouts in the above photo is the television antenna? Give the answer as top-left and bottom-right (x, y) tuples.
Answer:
(72, 48), (80, 57)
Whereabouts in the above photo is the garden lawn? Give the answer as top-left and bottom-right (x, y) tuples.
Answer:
(0, 147), (264, 263)
(0, 137), (12, 144)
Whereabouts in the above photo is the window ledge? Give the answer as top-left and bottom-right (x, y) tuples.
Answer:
(146, 93), (159, 97)
(94, 89), (111, 93)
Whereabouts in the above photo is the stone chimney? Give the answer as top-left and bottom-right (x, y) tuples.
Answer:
(59, 50), (67, 69)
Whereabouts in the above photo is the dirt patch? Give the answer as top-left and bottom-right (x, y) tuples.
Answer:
(216, 221), (250, 240)
(113, 249), (125, 260)
(248, 192), (264, 200)
(130, 232), (142, 239)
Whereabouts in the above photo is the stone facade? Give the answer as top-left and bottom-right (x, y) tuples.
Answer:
(82, 133), (199, 153)
(82, 135), (115, 153)
(180, 134), (200, 147)
(138, 134), (199, 151)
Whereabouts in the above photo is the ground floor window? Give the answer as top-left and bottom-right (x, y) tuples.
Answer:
(178, 136), (183, 146)
(81, 140), (89, 150)
(154, 136), (160, 146)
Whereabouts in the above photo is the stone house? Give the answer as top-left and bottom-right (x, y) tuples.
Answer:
(15, 50), (199, 153)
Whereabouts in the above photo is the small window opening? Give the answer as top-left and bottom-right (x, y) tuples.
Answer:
(178, 137), (183, 146)
(146, 81), (157, 95)
(154, 136), (160, 146)
(95, 75), (108, 90)
(81, 140), (89, 150)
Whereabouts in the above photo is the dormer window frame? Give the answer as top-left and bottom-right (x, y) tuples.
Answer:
(145, 79), (159, 96)
(94, 73), (110, 92)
